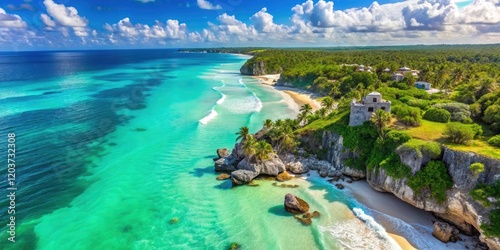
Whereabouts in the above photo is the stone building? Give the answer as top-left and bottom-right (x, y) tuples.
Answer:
(349, 92), (391, 126)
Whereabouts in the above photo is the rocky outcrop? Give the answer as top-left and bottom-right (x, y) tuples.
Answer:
(237, 153), (285, 176)
(240, 60), (282, 76)
(284, 193), (310, 214)
(322, 131), (366, 178)
(366, 146), (500, 249)
(286, 161), (309, 174)
(432, 221), (460, 243)
(231, 170), (259, 185)
(217, 148), (230, 158)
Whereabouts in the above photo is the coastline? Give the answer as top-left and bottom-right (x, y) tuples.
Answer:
(252, 74), (321, 111)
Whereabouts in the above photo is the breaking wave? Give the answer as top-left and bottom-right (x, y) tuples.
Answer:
(198, 108), (218, 125)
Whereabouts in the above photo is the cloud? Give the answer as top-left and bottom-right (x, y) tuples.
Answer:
(103, 18), (190, 44)
(461, 0), (500, 24)
(7, 3), (35, 11)
(250, 7), (290, 33)
(402, 0), (459, 31)
(0, 8), (27, 28)
(43, 0), (88, 27)
(40, 14), (56, 27)
(197, 0), (222, 10)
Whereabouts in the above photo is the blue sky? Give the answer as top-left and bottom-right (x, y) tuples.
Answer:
(0, 0), (498, 51)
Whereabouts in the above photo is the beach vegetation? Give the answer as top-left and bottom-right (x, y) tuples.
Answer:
(488, 135), (500, 147)
(407, 160), (453, 203)
(370, 109), (392, 139)
(236, 126), (250, 142)
(469, 162), (485, 177)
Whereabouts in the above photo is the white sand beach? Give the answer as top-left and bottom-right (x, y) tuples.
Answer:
(252, 74), (321, 111)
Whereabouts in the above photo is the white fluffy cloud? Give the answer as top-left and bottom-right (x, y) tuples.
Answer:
(402, 0), (459, 30)
(461, 0), (500, 24)
(197, 0), (222, 10)
(40, 14), (56, 27)
(0, 8), (27, 28)
(43, 0), (88, 27)
(103, 18), (190, 44)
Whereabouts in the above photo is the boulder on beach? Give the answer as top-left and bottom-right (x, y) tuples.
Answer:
(236, 153), (285, 176)
(335, 183), (344, 190)
(231, 170), (259, 185)
(286, 162), (309, 174)
(276, 171), (293, 182)
(284, 193), (310, 214)
(432, 221), (460, 243)
(215, 156), (238, 172)
(294, 215), (312, 225)
(216, 173), (230, 180)
(217, 148), (230, 158)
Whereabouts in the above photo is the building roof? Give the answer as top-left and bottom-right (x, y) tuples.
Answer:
(398, 66), (411, 71)
(367, 91), (382, 96)
(416, 81), (431, 85)
(383, 68), (391, 72)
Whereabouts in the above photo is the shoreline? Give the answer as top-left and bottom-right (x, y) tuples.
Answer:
(252, 74), (321, 111)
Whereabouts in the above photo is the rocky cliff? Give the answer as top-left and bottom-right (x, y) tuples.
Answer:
(320, 131), (500, 249)
(240, 60), (282, 76)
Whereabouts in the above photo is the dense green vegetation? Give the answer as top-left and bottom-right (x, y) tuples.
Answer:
(471, 181), (500, 237)
(407, 161), (454, 203)
(423, 108), (451, 123)
(489, 135), (500, 147)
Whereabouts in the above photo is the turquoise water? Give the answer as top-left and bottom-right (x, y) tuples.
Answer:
(0, 51), (447, 250)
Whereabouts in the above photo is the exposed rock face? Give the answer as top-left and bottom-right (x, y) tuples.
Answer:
(231, 170), (259, 185)
(322, 131), (366, 178)
(366, 146), (500, 249)
(284, 193), (310, 214)
(217, 148), (230, 158)
(240, 60), (282, 76)
(214, 156), (238, 172)
(432, 221), (460, 243)
(236, 153), (285, 176)
(286, 161), (309, 174)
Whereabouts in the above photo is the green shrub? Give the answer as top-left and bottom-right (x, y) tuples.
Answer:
(423, 108), (451, 123)
(367, 131), (412, 173)
(470, 123), (483, 139)
(481, 209), (500, 237)
(397, 139), (442, 159)
(407, 160), (453, 203)
(432, 103), (471, 123)
(443, 122), (475, 144)
(471, 181), (500, 207)
(407, 99), (431, 110)
(469, 163), (485, 176)
(488, 135), (500, 148)
(379, 153), (412, 178)
(392, 105), (422, 126)
(483, 104), (500, 133)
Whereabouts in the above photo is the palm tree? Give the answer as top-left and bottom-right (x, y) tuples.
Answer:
(370, 109), (392, 139)
(317, 107), (327, 118)
(235, 126), (250, 142)
(253, 140), (274, 163)
(321, 96), (334, 112)
(276, 127), (296, 154)
(263, 119), (274, 129)
(296, 112), (307, 126)
(299, 104), (312, 116)
(242, 136), (257, 160)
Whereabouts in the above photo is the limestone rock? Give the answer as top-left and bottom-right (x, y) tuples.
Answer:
(236, 154), (285, 176)
(286, 161), (309, 174)
(214, 156), (237, 172)
(216, 148), (230, 158)
(294, 215), (312, 225)
(216, 173), (230, 180)
(284, 193), (310, 214)
(231, 170), (258, 185)
(432, 221), (460, 243)
(335, 183), (345, 190)
(276, 171), (293, 182)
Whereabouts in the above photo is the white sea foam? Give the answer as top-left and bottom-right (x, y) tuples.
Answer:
(199, 109), (218, 125)
(216, 94), (226, 105)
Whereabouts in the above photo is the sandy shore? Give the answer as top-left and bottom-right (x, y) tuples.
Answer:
(345, 180), (476, 250)
(388, 233), (417, 250)
(252, 74), (321, 111)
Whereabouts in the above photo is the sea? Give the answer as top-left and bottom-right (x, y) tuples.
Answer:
(0, 50), (454, 250)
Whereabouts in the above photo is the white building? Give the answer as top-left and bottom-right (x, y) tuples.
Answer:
(349, 92), (392, 126)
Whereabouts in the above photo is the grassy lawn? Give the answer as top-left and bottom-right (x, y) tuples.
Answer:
(392, 120), (447, 141)
(391, 119), (500, 159)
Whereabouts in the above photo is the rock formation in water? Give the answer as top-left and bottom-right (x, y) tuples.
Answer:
(284, 193), (310, 214)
